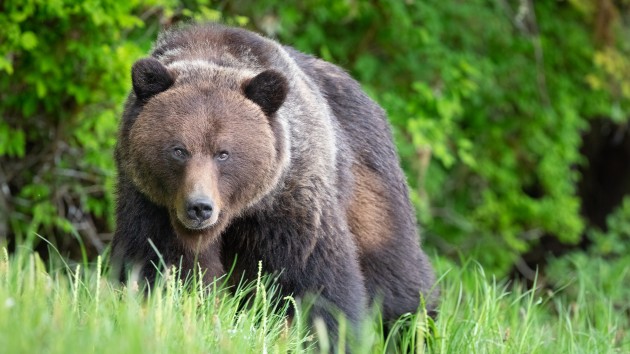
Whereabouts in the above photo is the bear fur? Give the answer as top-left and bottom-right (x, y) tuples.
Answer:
(111, 23), (437, 332)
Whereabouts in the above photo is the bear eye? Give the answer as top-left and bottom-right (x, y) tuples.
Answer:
(217, 151), (229, 161)
(172, 147), (189, 160)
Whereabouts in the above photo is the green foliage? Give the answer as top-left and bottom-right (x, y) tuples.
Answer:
(432, 255), (629, 352)
(2, 247), (628, 353)
(587, 196), (630, 256)
(0, 0), (152, 248)
(0, 248), (303, 353)
(545, 251), (630, 352)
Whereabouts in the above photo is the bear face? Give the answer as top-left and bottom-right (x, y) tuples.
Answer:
(122, 58), (289, 250)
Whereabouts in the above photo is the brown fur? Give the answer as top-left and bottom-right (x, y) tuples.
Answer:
(348, 164), (394, 255)
(112, 24), (438, 338)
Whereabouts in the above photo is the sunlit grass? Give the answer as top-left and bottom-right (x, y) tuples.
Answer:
(0, 246), (628, 353)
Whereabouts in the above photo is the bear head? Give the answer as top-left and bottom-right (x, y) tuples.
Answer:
(122, 57), (289, 250)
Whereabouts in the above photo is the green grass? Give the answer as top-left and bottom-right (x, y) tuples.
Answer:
(0, 246), (628, 353)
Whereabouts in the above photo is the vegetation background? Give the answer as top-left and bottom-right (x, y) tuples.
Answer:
(0, 0), (629, 352)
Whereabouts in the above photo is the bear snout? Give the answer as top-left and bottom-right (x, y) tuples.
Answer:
(186, 197), (214, 222)
(175, 195), (220, 230)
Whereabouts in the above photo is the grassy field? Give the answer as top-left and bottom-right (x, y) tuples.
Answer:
(0, 246), (628, 353)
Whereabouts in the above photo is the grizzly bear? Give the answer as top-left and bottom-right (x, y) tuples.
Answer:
(111, 23), (437, 334)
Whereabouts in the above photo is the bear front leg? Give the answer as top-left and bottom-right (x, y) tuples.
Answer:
(222, 216), (367, 343)
(304, 239), (367, 330)
(277, 234), (367, 352)
(111, 174), (177, 284)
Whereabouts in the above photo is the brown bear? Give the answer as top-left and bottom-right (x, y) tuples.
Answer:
(111, 23), (437, 334)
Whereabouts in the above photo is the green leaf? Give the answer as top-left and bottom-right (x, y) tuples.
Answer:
(20, 31), (38, 50)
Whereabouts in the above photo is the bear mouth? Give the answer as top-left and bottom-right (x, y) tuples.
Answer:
(182, 216), (219, 231)
(184, 222), (211, 230)
(173, 209), (220, 232)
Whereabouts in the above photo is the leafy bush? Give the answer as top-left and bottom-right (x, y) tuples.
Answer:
(0, 0), (159, 255)
(587, 196), (630, 256)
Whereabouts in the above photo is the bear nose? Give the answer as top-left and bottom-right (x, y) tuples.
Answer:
(186, 198), (214, 222)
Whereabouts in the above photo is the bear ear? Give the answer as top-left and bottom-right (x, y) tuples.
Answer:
(242, 70), (288, 116)
(132, 58), (174, 102)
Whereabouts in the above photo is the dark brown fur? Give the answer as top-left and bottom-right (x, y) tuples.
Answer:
(112, 24), (438, 337)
